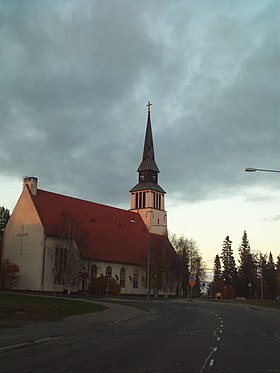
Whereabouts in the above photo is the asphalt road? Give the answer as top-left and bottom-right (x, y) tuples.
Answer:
(0, 299), (280, 373)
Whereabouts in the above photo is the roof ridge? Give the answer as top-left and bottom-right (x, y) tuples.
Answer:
(35, 189), (138, 215)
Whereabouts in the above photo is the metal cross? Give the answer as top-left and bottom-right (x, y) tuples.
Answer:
(16, 225), (28, 255)
(147, 101), (152, 113)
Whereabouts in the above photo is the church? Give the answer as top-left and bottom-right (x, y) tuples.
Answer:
(3, 104), (179, 296)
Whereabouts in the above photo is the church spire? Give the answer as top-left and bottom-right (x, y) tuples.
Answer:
(129, 102), (167, 235)
(137, 101), (160, 175)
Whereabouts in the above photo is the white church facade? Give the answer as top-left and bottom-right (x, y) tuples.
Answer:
(3, 104), (179, 296)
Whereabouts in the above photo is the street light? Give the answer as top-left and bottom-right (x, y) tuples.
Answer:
(251, 250), (264, 301)
(130, 219), (167, 300)
(245, 167), (280, 173)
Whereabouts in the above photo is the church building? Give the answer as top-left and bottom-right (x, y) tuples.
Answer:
(3, 103), (178, 296)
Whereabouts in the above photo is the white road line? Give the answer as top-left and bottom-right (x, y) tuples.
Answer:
(209, 359), (215, 367)
(0, 336), (62, 353)
(34, 336), (62, 344)
(217, 337), (220, 341)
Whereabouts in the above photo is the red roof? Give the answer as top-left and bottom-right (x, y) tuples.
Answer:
(30, 189), (177, 266)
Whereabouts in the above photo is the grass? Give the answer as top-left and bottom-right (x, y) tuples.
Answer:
(231, 298), (280, 309)
(0, 293), (107, 325)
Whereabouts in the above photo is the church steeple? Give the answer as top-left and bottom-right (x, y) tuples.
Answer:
(130, 102), (165, 193)
(137, 102), (160, 182)
(130, 102), (167, 235)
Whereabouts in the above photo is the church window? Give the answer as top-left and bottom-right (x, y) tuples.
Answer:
(120, 267), (126, 288)
(142, 192), (146, 208)
(54, 246), (67, 285)
(133, 269), (139, 288)
(135, 192), (147, 209)
(152, 192), (162, 210)
(90, 264), (97, 281)
(106, 266), (112, 278)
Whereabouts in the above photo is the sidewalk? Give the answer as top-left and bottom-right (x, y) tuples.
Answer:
(0, 300), (149, 352)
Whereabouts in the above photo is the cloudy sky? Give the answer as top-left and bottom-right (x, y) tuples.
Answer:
(1, 0), (279, 267)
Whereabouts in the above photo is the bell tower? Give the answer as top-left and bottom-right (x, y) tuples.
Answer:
(130, 102), (167, 235)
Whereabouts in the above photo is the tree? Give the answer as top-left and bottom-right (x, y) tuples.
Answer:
(149, 235), (179, 297)
(55, 211), (89, 293)
(263, 252), (277, 300)
(88, 276), (120, 296)
(237, 231), (257, 298)
(213, 254), (222, 282)
(0, 259), (20, 289)
(276, 255), (280, 297)
(170, 234), (190, 296)
(220, 236), (237, 286)
(0, 206), (10, 241)
(171, 235), (205, 297)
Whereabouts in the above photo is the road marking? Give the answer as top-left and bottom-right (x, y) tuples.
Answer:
(217, 337), (220, 341)
(0, 336), (62, 353)
(200, 347), (217, 372)
(34, 336), (62, 344)
(220, 330), (223, 333)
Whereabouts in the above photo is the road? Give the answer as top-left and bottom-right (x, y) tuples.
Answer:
(0, 299), (280, 372)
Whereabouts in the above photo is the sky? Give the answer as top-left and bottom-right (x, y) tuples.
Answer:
(1, 0), (279, 270)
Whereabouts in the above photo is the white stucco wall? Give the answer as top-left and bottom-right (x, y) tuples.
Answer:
(87, 261), (146, 295)
(3, 187), (45, 291)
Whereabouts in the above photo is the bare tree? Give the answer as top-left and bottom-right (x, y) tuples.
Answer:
(54, 211), (88, 293)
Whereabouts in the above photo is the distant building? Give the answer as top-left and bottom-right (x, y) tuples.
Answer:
(3, 104), (178, 295)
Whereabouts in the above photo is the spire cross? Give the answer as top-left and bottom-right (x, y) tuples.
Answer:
(147, 101), (152, 113)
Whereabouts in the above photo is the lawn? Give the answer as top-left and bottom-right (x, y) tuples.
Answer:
(232, 298), (280, 309)
(0, 293), (107, 325)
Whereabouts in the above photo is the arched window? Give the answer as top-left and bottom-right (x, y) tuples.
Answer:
(90, 264), (97, 281)
(120, 267), (126, 288)
(133, 269), (139, 288)
(106, 266), (112, 278)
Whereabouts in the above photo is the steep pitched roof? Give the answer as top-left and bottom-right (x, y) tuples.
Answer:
(30, 188), (176, 266)
(137, 110), (159, 173)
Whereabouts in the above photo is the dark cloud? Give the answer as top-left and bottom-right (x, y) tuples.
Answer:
(0, 0), (278, 207)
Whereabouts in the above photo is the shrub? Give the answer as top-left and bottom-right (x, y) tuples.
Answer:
(0, 259), (21, 289)
(88, 276), (120, 296)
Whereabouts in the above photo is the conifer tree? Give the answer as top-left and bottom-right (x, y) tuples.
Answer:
(264, 252), (277, 299)
(213, 254), (222, 282)
(237, 231), (257, 298)
(0, 206), (10, 241)
(276, 255), (280, 297)
(221, 236), (237, 285)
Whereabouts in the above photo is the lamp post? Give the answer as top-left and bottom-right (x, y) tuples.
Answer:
(130, 219), (166, 300)
(251, 249), (264, 301)
(245, 167), (280, 173)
